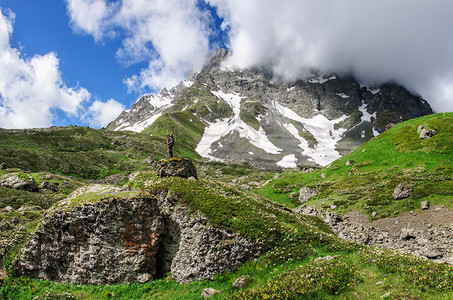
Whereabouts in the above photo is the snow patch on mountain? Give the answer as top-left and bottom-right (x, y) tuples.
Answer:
(116, 112), (163, 132)
(358, 101), (379, 136)
(307, 75), (336, 84)
(195, 91), (282, 159)
(277, 154), (298, 168)
(275, 102), (347, 166)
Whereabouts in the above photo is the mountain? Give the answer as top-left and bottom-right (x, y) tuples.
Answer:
(107, 49), (433, 168)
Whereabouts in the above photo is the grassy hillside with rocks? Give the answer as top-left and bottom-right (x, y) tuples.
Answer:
(258, 112), (453, 219)
(1, 113), (453, 299)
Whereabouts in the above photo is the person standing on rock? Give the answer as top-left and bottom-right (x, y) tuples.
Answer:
(167, 133), (175, 158)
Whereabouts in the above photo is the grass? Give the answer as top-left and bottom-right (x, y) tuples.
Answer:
(0, 127), (168, 180)
(256, 113), (453, 218)
(2, 248), (452, 299)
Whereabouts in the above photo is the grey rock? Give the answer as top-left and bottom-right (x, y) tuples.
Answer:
(371, 211), (378, 218)
(320, 173), (327, 179)
(202, 288), (221, 299)
(232, 275), (250, 289)
(3, 206), (14, 213)
(417, 125), (436, 139)
(0, 173), (38, 192)
(423, 248), (443, 259)
(89, 174), (128, 185)
(385, 123), (395, 131)
(298, 187), (319, 203)
(421, 201), (430, 210)
(157, 158), (198, 179)
(137, 273), (152, 283)
(345, 160), (353, 166)
(16, 188), (259, 285)
(392, 182), (413, 200)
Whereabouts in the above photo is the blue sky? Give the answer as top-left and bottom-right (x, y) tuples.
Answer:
(0, 0), (452, 129)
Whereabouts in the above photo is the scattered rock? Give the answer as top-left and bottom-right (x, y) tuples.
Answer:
(423, 248), (443, 259)
(137, 273), (152, 283)
(0, 173), (39, 192)
(417, 125), (436, 139)
(392, 182), (413, 200)
(289, 192), (297, 199)
(17, 205), (42, 212)
(39, 181), (59, 191)
(385, 123), (395, 131)
(202, 288), (221, 299)
(232, 275), (250, 289)
(345, 160), (353, 166)
(371, 211), (378, 218)
(298, 187), (319, 203)
(157, 158), (198, 179)
(421, 200), (430, 210)
(89, 174), (128, 185)
(3, 206), (14, 213)
(0, 265), (7, 281)
(400, 227), (416, 240)
(320, 173), (327, 179)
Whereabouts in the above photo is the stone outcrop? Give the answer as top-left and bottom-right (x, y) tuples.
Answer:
(16, 188), (258, 285)
(295, 205), (453, 264)
(0, 173), (38, 192)
(157, 158), (198, 179)
(298, 187), (319, 203)
(417, 125), (436, 139)
(392, 182), (413, 200)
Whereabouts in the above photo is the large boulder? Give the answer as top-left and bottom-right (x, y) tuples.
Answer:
(417, 125), (436, 139)
(0, 173), (38, 192)
(298, 187), (319, 203)
(157, 158), (198, 179)
(393, 182), (413, 200)
(16, 187), (259, 285)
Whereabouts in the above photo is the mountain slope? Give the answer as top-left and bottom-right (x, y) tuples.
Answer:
(258, 112), (453, 216)
(107, 49), (432, 168)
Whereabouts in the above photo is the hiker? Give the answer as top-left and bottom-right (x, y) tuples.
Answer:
(167, 133), (175, 158)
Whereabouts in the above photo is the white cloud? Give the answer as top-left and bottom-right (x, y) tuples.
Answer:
(0, 8), (92, 129)
(66, 0), (213, 92)
(65, 0), (453, 112)
(85, 98), (125, 127)
(66, 0), (116, 41)
(210, 0), (453, 112)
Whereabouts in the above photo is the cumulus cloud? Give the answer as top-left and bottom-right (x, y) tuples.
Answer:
(209, 0), (453, 112)
(85, 98), (125, 128)
(66, 0), (213, 92)
(0, 7), (124, 129)
(0, 8), (91, 128)
(66, 0), (453, 112)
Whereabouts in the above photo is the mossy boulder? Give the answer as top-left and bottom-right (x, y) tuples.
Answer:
(0, 173), (38, 192)
(157, 157), (198, 179)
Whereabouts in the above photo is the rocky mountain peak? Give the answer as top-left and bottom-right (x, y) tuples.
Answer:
(106, 51), (433, 169)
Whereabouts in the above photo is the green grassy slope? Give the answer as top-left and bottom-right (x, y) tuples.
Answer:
(2, 171), (453, 299)
(257, 113), (453, 218)
(0, 126), (170, 180)
(143, 111), (205, 159)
